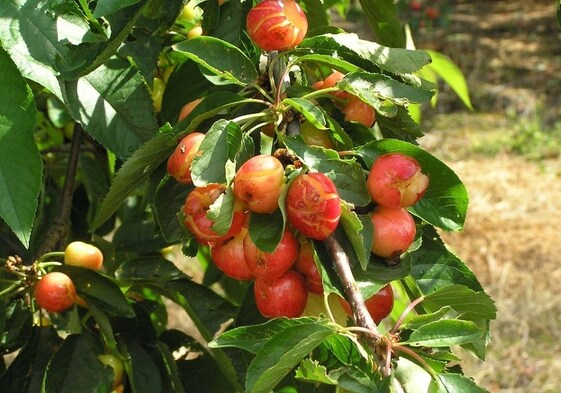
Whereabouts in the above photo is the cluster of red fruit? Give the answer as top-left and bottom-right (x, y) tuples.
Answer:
(168, 127), (429, 321)
(34, 241), (103, 313)
(165, 0), (430, 322)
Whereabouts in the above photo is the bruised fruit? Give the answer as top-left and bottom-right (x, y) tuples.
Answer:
(166, 132), (205, 184)
(233, 155), (285, 214)
(183, 184), (246, 246)
(286, 172), (341, 240)
(244, 228), (298, 282)
(367, 153), (429, 208)
(246, 0), (308, 51)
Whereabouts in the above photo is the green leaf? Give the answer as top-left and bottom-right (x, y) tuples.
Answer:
(400, 306), (456, 330)
(358, 0), (405, 48)
(406, 319), (485, 347)
(409, 227), (484, 294)
(283, 98), (327, 128)
(376, 106), (424, 142)
(248, 209), (285, 253)
(423, 285), (497, 320)
(299, 33), (431, 74)
(295, 54), (364, 74)
(0, 47), (41, 248)
(0, 326), (62, 393)
(191, 120), (243, 185)
(154, 178), (193, 243)
(295, 359), (337, 385)
(355, 139), (468, 231)
(339, 72), (434, 110)
(43, 333), (114, 393)
(93, 0), (142, 17)
(425, 50), (473, 110)
(61, 57), (158, 158)
(174, 36), (258, 85)
(0, 299), (33, 353)
(57, 2), (147, 79)
(122, 339), (163, 393)
(210, 317), (322, 354)
(283, 136), (370, 206)
(432, 373), (490, 393)
(394, 357), (432, 393)
(116, 256), (188, 285)
(245, 322), (337, 393)
(206, 188), (239, 236)
(91, 131), (175, 231)
(0, 0), (66, 98)
(339, 205), (370, 270)
(204, 0), (253, 46)
(56, 265), (135, 318)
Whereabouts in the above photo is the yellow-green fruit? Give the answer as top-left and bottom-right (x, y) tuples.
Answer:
(98, 354), (124, 388)
(187, 25), (203, 39)
(300, 121), (333, 149)
(152, 77), (165, 113)
(179, 4), (196, 21)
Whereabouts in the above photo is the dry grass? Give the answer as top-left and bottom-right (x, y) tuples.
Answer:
(420, 118), (561, 392)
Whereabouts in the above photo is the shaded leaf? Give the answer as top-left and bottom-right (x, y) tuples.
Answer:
(43, 333), (113, 393)
(56, 265), (135, 318)
(94, 0), (142, 17)
(61, 57), (158, 158)
(91, 131), (175, 231)
(0, 47), (41, 248)
(432, 373), (490, 393)
(358, 0), (405, 48)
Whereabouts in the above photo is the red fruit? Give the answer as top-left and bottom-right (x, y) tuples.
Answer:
(243, 228), (298, 282)
(343, 96), (376, 127)
(425, 7), (440, 20)
(246, 0), (308, 52)
(183, 184), (246, 246)
(367, 153), (429, 208)
(286, 173), (341, 240)
(409, 1), (422, 11)
(233, 155), (285, 214)
(210, 227), (254, 280)
(300, 121), (333, 149)
(254, 270), (308, 318)
(339, 284), (394, 324)
(370, 207), (416, 259)
(178, 98), (203, 122)
(294, 241), (323, 294)
(166, 132), (205, 184)
(34, 272), (76, 313)
(312, 70), (348, 102)
(64, 241), (103, 270)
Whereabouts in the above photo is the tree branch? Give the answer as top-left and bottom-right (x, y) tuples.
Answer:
(324, 235), (380, 338)
(35, 124), (83, 258)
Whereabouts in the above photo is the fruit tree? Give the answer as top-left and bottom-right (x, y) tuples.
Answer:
(0, 0), (496, 392)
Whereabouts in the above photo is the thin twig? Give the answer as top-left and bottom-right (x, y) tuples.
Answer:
(35, 124), (83, 258)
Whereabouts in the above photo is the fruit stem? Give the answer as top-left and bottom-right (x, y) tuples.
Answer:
(324, 235), (381, 338)
(35, 124), (83, 258)
(323, 292), (337, 324)
(36, 251), (65, 263)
